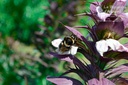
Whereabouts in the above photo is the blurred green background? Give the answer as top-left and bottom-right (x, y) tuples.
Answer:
(0, 0), (95, 85)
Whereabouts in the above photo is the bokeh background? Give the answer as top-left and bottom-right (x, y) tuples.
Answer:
(0, 0), (98, 85)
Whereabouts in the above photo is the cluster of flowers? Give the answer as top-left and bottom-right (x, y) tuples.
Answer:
(47, 0), (128, 85)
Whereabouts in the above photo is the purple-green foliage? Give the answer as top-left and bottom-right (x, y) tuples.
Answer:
(47, 0), (128, 85)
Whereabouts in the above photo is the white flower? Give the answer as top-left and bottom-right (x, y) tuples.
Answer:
(52, 38), (63, 48)
(96, 39), (128, 56)
(51, 38), (78, 55)
(96, 6), (111, 21)
(96, 40), (109, 56)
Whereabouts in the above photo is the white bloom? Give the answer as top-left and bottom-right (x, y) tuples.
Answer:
(96, 40), (109, 56)
(125, 13), (128, 16)
(52, 38), (63, 48)
(96, 39), (128, 56)
(96, 6), (111, 21)
(51, 38), (78, 55)
(106, 39), (121, 50)
(70, 46), (78, 55)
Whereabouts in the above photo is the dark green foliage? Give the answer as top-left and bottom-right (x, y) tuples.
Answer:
(0, 0), (49, 44)
(0, 0), (89, 85)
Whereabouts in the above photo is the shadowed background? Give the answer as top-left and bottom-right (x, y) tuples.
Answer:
(0, 0), (98, 85)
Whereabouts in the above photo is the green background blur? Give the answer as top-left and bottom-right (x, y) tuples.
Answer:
(0, 0), (96, 85)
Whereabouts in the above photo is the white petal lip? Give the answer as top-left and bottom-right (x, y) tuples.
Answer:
(98, 12), (110, 21)
(96, 6), (111, 21)
(106, 39), (121, 50)
(70, 46), (78, 55)
(51, 38), (63, 48)
(96, 39), (128, 56)
(106, 39), (128, 52)
(125, 13), (128, 17)
(96, 40), (109, 56)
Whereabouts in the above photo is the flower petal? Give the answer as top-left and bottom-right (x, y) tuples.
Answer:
(102, 78), (115, 85)
(106, 39), (128, 52)
(47, 76), (83, 85)
(97, 12), (110, 21)
(70, 46), (78, 55)
(88, 78), (100, 85)
(96, 39), (128, 56)
(96, 40), (109, 56)
(90, 2), (100, 14)
(124, 43), (128, 48)
(111, 0), (127, 14)
(51, 38), (63, 48)
(96, 6), (111, 21)
(119, 13), (128, 29)
(88, 78), (115, 85)
(95, 21), (124, 39)
(106, 39), (121, 50)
